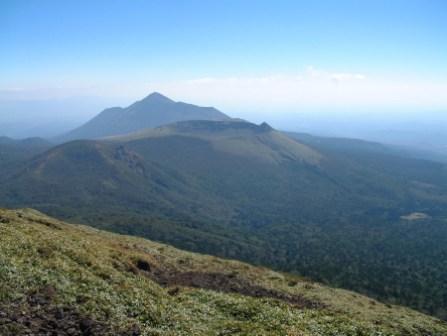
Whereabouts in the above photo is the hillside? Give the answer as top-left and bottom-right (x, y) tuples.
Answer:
(59, 92), (231, 141)
(1, 120), (447, 319)
(0, 136), (52, 174)
(0, 120), (323, 225)
(1, 208), (446, 335)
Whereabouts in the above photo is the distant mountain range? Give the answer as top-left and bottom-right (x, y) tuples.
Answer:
(1, 93), (447, 320)
(58, 92), (231, 141)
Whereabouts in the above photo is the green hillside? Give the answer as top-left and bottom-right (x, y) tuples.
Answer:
(115, 120), (322, 164)
(1, 120), (447, 319)
(1, 208), (446, 335)
(0, 136), (52, 173)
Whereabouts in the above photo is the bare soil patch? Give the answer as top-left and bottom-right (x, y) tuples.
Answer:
(133, 259), (323, 309)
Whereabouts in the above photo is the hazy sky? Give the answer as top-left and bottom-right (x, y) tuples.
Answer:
(1, 0), (447, 115)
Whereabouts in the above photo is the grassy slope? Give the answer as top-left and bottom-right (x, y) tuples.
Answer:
(113, 120), (322, 165)
(1, 208), (446, 336)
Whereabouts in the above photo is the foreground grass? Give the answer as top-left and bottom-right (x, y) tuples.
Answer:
(0, 208), (446, 335)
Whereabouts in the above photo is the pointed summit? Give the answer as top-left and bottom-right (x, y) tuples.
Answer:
(140, 92), (174, 104)
(59, 93), (231, 140)
(259, 122), (273, 131)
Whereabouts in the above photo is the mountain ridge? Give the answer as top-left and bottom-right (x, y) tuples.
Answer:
(0, 136), (52, 173)
(58, 92), (231, 141)
(108, 120), (322, 165)
(2, 93), (447, 320)
(2, 118), (447, 319)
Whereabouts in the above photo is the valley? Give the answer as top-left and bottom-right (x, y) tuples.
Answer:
(1, 95), (447, 320)
(3, 3), (446, 334)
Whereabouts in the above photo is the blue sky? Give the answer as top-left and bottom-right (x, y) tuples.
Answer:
(1, 0), (447, 112)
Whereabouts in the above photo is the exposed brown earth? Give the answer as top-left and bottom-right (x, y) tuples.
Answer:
(133, 258), (324, 309)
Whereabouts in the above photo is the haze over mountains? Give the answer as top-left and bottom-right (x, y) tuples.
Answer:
(0, 136), (52, 170)
(0, 97), (116, 138)
(1, 93), (447, 322)
(59, 92), (231, 141)
(274, 113), (447, 163)
(4, 1), (447, 334)
(2, 93), (445, 164)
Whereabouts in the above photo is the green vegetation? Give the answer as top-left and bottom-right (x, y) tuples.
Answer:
(1, 208), (446, 335)
(1, 121), (447, 320)
(0, 136), (51, 172)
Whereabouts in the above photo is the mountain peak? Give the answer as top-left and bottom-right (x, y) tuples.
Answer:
(259, 122), (273, 131)
(59, 93), (230, 141)
(140, 92), (174, 104)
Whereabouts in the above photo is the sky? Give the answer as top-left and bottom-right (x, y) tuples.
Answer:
(1, 0), (447, 117)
